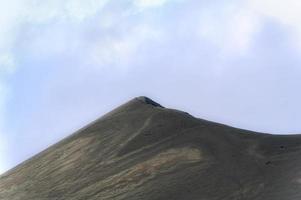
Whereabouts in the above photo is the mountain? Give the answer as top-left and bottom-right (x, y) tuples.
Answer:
(1, 96), (301, 200)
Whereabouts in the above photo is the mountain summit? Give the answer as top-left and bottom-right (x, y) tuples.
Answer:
(136, 96), (164, 107)
(1, 97), (301, 200)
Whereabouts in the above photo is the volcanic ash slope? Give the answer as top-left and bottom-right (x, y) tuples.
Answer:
(1, 96), (301, 200)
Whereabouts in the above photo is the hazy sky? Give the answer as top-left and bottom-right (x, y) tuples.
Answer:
(1, 0), (301, 174)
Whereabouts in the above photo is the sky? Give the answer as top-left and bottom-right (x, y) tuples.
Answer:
(1, 0), (301, 174)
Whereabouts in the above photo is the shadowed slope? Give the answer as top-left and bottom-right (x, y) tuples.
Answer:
(1, 97), (301, 200)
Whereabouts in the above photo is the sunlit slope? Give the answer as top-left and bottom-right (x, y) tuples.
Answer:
(1, 97), (301, 200)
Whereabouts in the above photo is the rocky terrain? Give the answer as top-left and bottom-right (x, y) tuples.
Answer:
(1, 96), (301, 200)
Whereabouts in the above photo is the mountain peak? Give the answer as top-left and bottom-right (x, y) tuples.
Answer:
(135, 96), (164, 108)
(2, 97), (301, 200)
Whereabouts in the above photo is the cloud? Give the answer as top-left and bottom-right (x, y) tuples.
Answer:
(133, 0), (170, 9)
(2, 0), (301, 74)
(14, 0), (167, 71)
(0, 0), (24, 72)
(249, 0), (301, 26)
(248, 0), (301, 45)
(24, 0), (110, 23)
(0, 0), (110, 72)
(0, 53), (15, 74)
(198, 3), (261, 56)
(88, 25), (162, 68)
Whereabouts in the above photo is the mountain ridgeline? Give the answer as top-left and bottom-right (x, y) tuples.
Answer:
(1, 97), (301, 200)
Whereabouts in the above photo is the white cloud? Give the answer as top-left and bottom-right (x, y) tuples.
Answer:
(0, 0), (110, 72)
(198, 4), (261, 56)
(24, 0), (109, 23)
(0, 0), (25, 73)
(134, 0), (170, 9)
(89, 25), (162, 68)
(249, 0), (301, 26)
(0, 53), (16, 74)
(248, 0), (301, 44)
(2, 0), (301, 73)
(64, 0), (109, 22)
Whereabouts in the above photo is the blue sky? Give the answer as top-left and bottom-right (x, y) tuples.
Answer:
(1, 0), (301, 174)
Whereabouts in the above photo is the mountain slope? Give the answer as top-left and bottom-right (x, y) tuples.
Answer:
(1, 96), (301, 200)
